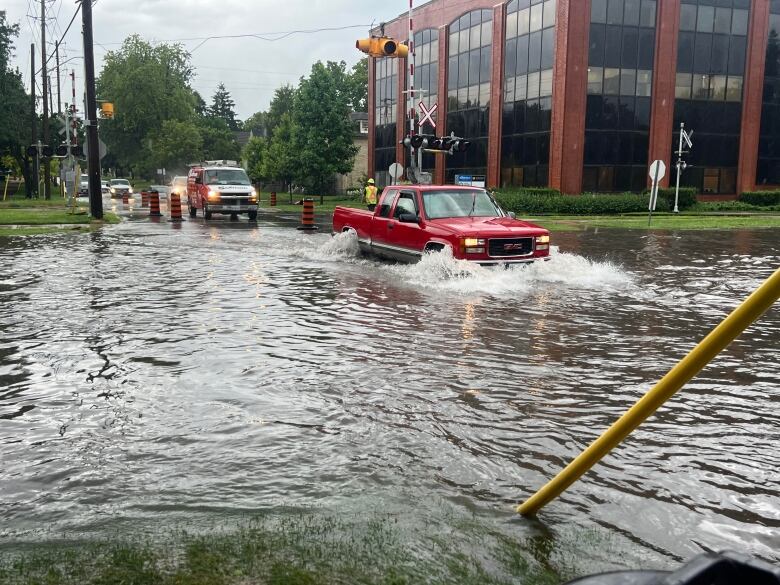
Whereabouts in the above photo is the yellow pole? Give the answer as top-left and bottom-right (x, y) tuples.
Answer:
(518, 267), (780, 516)
(2, 176), (9, 201)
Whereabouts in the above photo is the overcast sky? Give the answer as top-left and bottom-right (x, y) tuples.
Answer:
(4, 0), (407, 121)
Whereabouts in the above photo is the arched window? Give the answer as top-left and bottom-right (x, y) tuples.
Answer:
(502, 0), (557, 188)
(446, 9), (493, 183)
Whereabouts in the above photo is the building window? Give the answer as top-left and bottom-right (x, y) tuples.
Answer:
(757, 11), (780, 186)
(413, 29), (440, 171)
(501, 0), (556, 188)
(585, 0), (657, 192)
(674, 0), (749, 194)
(446, 9), (493, 183)
(374, 58), (398, 187)
(359, 120), (369, 135)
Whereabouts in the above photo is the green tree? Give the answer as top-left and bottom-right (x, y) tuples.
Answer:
(209, 83), (239, 130)
(198, 116), (241, 162)
(262, 112), (297, 188)
(266, 85), (296, 136)
(0, 11), (33, 196)
(243, 110), (267, 136)
(243, 136), (267, 183)
(345, 58), (368, 112)
(148, 120), (203, 173)
(292, 62), (358, 194)
(97, 35), (197, 175)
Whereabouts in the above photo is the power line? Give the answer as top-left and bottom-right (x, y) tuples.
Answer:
(93, 23), (374, 48)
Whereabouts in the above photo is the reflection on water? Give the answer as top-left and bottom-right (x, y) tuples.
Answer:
(0, 221), (778, 574)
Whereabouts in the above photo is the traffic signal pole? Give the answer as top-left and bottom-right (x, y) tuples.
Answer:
(81, 0), (103, 219)
(41, 0), (51, 199)
(30, 44), (38, 199)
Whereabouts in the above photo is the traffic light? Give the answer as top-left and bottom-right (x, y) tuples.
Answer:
(356, 37), (409, 58)
(100, 102), (114, 119)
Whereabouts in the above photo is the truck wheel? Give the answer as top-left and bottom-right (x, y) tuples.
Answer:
(248, 210), (257, 221)
(189, 202), (196, 218)
(204, 204), (212, 220)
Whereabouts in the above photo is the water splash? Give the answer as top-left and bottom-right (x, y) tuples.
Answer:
(389, 247), (634, 295)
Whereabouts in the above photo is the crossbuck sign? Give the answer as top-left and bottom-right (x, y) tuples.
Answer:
(418, 101), (438, 128)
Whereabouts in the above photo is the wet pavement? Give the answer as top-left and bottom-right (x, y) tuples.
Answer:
(0, 196), (778, 575)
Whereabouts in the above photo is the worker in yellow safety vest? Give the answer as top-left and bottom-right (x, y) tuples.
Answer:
(364, 178), (378, 211)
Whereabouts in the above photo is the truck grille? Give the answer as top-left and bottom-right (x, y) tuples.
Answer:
(488, 237), (533, 257)
(220, 197), (252, 206)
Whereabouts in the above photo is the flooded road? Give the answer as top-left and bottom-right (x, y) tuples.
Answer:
(1, 204), (778, 579)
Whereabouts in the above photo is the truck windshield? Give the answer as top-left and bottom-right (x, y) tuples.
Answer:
(422, 189), (502, 219)
(111, 180), (129, 186)
(204, 169), (250, 186)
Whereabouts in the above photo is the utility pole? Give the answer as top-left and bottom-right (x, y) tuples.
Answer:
(55, 41), (61, 114)
(81, 0), (103, 219)
(41, 0), (51, 199)
(30, 43), (38, 199)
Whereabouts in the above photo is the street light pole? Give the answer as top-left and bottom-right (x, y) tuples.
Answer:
(81, 0), (103, 219)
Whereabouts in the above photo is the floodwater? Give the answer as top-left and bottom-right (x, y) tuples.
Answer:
(1, 202), (779, 579)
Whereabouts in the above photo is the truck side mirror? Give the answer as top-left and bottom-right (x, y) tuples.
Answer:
(508, 211), (517, 219)
(195, 176), (202, 185)
(398, 212), (420, 224)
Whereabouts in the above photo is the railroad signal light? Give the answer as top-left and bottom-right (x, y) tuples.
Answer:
(26, 145), (37, 157)
(401, 134), (472, 154)
(55, 144), (68, 157)
(42, 145), (54, 158)
(100, 102), (114, 119)
(356, 36), (409, 59)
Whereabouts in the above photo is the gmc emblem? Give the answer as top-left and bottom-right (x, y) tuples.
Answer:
(503, 243), (524, 251)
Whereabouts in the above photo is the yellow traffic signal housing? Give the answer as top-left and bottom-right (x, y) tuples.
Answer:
(100, 102), (114, 119)
(356, 37), (409, 59)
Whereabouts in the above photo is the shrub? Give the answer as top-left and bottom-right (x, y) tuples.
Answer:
(495, 187), (562, 198)
(740, 191), (780, 206)
(495, 192), (669, 215)
(641, 187), (699, 210)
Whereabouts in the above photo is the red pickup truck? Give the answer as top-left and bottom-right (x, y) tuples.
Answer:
(332, 185), (550, 265)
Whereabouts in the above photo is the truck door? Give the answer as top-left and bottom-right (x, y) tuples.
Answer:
(384, 190), (425, 261)
(370, 189), (399, 259)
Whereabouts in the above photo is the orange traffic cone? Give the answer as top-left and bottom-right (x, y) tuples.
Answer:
(141, 191), (149, 208)
(270, 191), (277, 207)
(169, 192), (183, 222)
(122, 192), (129, 205)
(297, 198), (318, 231)
(149, 190), (162, 217)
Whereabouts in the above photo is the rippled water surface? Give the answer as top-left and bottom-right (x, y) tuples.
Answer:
(1, 209), (778, 577)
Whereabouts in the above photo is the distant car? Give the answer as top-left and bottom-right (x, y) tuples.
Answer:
(78, 174), (89, 196)
(109, 179), (133, 198)
(170, 176), (187, 197)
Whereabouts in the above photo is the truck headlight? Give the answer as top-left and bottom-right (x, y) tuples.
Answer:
(129, 187), (133, 194)
(249, 189), (258, 202)
(208, 190), (220, 201)
(535, 234), (550, 251)
(110, 188), (116, 194)
(461, 238), (486, 254)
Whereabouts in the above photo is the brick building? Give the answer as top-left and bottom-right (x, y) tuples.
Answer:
(369, 0), (780, 195)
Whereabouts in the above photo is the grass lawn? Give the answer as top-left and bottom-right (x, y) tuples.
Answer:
(259, 196), (361, 214)
(0, 201), (120, 230)
(527, 213), (780, 231)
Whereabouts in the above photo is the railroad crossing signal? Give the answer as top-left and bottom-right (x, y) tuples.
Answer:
(401, 133), (470, 154)
(418, 101), (438, 128)
(356, 37), (409, 58)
